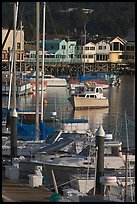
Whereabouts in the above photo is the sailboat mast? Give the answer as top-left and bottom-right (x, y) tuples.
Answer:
(13, 3), (19, 110)
(10, 2), (19, 161)
(8, 4), (19, 110)
(35, 2), (40, 140)
(41, 2), (46, 122)
(20, 20), (23, 72)
(83, 23), (86, 76)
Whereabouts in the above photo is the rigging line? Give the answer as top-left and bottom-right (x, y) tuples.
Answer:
(50, 177), (78, 190)
(46, 3), (57, 35)
(126, 118), (135, 126)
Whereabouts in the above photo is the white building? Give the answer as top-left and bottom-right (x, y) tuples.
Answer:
(96, 40), (110, 63)
(2, 28), (24, 63)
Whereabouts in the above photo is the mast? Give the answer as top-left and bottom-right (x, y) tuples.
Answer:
(35, 2), (40, 140)
(124, 111), (134, 202)
(20, 20), (23, 72)
(41, 2), (46, 122)
(83, 23), (86, 76)
(10, 2), (19, 161)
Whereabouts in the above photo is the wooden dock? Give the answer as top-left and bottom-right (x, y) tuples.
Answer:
(2, 166), (54, 202)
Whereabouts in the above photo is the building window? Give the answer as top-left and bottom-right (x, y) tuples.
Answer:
(62, 45), (66, 50)
(113, 42), (119, 51)
(69, 54), (74, 58)
(103, 55), (105, 61)
(99, 46), (102, 50)
(89, 55), (93, 58)
(85, 47), (89, 50)
(17, 43), (21, 50)
(90, 47), (95, 50)
(17, 53), (20, 60)
(126, 46), (135, 51)
(96, 55), (99, 60)
(31, 54), (36, 58)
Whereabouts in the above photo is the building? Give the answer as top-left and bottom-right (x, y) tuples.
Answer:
(75, 41), (96, 64)
(96, 39), (110, 63)
(25, 39), (77, 64)
(109, 36), (126, 63)
(2, 28), (24, 63)
(123, 35), (135, 64)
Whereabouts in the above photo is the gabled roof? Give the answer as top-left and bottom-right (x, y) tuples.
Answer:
(85, 42), (96, 46)
(109, 36), (126, 44)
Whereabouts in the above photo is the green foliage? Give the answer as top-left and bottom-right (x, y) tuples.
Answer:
(2, 2), (135, 40)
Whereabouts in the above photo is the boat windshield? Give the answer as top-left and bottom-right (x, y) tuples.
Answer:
(96, 87), (103, 93)
(44, 75), (54, 79)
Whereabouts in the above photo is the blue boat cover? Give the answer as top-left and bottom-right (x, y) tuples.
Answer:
(17, 121), (54, 141)
(78, 71), (121, 82)
(63, 119), (88, 123)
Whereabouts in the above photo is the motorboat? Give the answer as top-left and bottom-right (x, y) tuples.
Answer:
(2, 77), (33, 96)
(21, 71), (67, 87)
(69, 84), (109, 110)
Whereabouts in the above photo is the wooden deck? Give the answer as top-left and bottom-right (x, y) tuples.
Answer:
(2, 166), (54, 202)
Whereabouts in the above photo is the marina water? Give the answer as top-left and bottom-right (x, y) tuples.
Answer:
(2, 75), (135, 149)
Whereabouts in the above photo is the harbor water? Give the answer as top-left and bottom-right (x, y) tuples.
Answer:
(2, 75), (135, 149)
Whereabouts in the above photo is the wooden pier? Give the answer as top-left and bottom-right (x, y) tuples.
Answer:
(2, 166), (54, 202)
(2, 61), (135, 78)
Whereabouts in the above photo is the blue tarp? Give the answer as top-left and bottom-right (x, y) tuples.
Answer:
(17, 121), (54, 141)
(63, 119), (88, 123)
(78, 71), (121, 82)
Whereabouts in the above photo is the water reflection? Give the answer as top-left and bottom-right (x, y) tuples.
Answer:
(73, 108), (109, 132)
(2, 75), (135, 148)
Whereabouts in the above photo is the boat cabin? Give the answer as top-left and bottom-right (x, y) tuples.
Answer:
(75, 85), (105, 99)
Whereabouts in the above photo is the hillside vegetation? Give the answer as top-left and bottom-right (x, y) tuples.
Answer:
(2, 2), (135, 40)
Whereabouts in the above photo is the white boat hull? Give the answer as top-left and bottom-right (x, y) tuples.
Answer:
(29, 78), (67, 87)
(73, 96), (109, 110)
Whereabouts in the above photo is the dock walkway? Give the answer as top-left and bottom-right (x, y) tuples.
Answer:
(2, 166), (53, 202)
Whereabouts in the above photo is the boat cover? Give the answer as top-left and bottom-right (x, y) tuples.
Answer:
(17, 120), (54, 141)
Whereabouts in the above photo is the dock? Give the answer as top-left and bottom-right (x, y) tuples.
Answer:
(2, 166), (54, 202)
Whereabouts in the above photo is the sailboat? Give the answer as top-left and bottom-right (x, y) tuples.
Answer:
(2, 2), (54, 158)
(17, 2), (54, 141)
